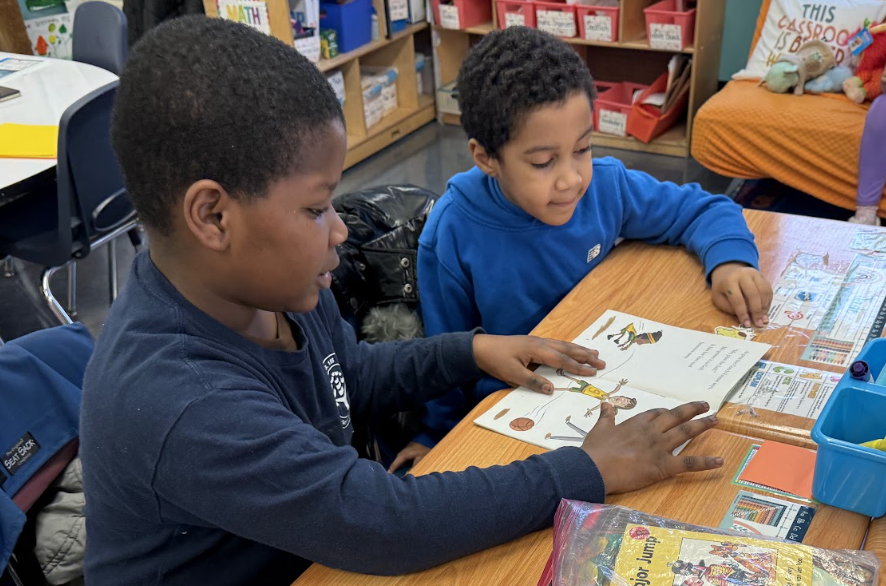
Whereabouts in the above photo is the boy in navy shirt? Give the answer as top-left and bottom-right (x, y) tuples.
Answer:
(80, 17), (724, 585)
(399, 27), (773, 471)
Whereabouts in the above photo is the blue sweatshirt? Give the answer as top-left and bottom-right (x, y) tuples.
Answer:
(80, 252), (605, 585)
(416, 157), (759, 447)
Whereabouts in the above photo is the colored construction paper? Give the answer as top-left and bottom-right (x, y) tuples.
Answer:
(738, 440), (816, 500)
(0, 123), (58, 159)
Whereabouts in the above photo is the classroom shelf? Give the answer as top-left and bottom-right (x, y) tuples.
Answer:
(344, 91), (437, 169)
(433, 0), (722, 158)
(318, 22), (430, 73)
(458, 22), (693, 54)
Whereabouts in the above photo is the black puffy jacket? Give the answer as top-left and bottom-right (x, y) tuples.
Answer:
(123, 0), (204, 46)
(331, 185), (439, 337)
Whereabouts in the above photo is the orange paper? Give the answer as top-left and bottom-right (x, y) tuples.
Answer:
(739, 441), (816, 500)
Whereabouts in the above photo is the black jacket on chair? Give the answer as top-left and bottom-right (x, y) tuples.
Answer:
(123, 0), (204, 46)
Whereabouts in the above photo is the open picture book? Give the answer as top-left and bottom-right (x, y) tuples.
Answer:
(474, 310), (771, 451)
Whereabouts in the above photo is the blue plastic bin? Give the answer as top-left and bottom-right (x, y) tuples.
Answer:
(810, 337), (886, 517)
(320, 0), (373, 54)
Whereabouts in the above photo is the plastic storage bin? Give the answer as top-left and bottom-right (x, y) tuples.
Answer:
(811, 338), (886, 518)
(594, 81), (647, 137)
(496, 0), (536, 29)
(535, 0), (576, 37)
(362, 66), (399, 119)
(576, 3), (618, 42)
(626, 72), (689, 142)
(436, 81), (460, 115)
(644, 0), (696, 50)
(320, 0), (374, 53)
(432, 0), (492, 29)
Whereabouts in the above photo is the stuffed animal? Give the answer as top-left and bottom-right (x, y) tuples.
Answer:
(760, 40), (836, 96)
(805, 66), (854, 93)
(844, 23), (886, 104)
(760, 62), (800, 93)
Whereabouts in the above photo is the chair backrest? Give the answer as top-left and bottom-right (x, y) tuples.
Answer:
(72, 1), (128, 76)
(57, 81), (135, 256)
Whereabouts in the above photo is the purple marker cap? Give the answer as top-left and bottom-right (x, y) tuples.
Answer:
(851, 360), (870, 379)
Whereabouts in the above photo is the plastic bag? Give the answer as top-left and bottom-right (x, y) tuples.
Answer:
(548, 502), (879, 586)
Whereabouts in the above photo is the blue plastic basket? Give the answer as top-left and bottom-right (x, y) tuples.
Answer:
(810, 338), (886, 517)
(320, 0), (373, 54)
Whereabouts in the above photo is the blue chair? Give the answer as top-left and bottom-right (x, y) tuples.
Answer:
(0, 82), (139, 324)
(72, 1), (128, 76)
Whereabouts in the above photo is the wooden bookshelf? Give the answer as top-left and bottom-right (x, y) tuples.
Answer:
(434, 0), (725, 157)
(204, 0), (435, 171)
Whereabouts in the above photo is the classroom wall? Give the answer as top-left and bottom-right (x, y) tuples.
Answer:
(718, 0), (764, 81)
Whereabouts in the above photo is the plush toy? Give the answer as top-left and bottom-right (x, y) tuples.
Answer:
(843, 23), (886, 104)
(760, 40), (836, 96)
(805, 66), (855, 93)
(760, 62), (800, 93)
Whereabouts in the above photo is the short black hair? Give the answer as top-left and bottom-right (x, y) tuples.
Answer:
(112, 16), (344, 235)
(456, 27), (596, 158)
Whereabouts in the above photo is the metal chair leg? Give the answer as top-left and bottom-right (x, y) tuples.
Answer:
(67, 262), (78, 317)
(41, 265), (74, 325)
(2, 255), (15, 277)
(108, 238), (119, 302)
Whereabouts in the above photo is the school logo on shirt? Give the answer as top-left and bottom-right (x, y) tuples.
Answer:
(323, 352), (351, 428)
(587, 244), (601, 263)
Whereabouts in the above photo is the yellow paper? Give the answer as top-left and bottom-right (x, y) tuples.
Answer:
(0, 123), (59, 159)
(614, 525), (813, 586)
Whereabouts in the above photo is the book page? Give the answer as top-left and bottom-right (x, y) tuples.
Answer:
(473, 380), (683, 451)
(572, 310), (771, 407)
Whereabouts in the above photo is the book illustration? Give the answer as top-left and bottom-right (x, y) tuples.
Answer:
(715, 326), (756, 341)
(552, 503), (879, 586)
(25, 15), (72, 60)
(608, 322), (664, 351)
(554, 370), (633, 417)
(474, 310), (770, 451)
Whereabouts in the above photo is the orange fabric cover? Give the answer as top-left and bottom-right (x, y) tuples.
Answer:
(691, 81), (884, 212)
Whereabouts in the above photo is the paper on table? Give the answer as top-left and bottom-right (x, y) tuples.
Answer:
(738, 441), (816, 500)
(0, 124), (58, 159)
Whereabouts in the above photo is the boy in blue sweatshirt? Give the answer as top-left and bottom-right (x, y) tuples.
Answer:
(397, 27), (773, 471)
(79, 17), (725, 585)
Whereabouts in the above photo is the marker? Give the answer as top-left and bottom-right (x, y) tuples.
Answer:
(850, 360), (873, 382)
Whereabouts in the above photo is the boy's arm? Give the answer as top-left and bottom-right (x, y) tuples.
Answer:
(152, 388), (606, 575)
(616, 165), (759, 280)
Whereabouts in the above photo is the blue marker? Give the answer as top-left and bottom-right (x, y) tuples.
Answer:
(850, 360), (873, 383)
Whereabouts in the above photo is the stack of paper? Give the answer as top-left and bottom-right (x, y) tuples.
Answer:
(0, 124), (58, 159)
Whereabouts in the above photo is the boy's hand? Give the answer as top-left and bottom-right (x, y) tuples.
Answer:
(473, 334), (605, 394)
(388, 441), (431, 474)
(711, 263), (773, 328)
(582, 401), (723, 495)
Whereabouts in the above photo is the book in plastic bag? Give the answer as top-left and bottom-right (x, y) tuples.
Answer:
(546, 502), (879, 586)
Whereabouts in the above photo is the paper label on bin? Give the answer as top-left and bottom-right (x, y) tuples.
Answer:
(583, 14), (612, 41)
(598, 109), (627, 137)
(649, 22), (683, 50)
(390, 0), (409, 22)
(439, 4), (461, 29)
(294, 36), (320, 63)
(504, 11), (525, 27)
(537, 10), (575, 37)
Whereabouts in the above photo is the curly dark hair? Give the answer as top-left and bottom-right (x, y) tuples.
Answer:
(456, 27), (596, 158)
(112, 16), (344, 235)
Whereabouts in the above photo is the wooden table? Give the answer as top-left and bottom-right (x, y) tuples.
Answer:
(295, 210), (879, 585)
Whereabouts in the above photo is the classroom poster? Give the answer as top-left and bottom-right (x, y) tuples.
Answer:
(24, 14), (72, 59)
(726, 361), (840, 421)
(217, 0), (272, 34)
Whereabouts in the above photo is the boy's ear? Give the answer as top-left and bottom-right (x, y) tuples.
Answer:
(469, 138), (499, 177)
(182, 179), (235, 252)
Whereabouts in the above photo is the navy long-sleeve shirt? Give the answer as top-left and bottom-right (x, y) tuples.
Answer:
(80, 252), (605, 585)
